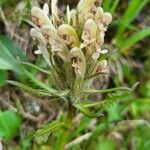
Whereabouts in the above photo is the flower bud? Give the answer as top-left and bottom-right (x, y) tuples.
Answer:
(41, 25), (69, 62)
(70, 9), (77, 26)
(100, 49), (108, 54)
(97, 30), (105, 46)
(103, 12), (112, 25)
(81, 19), (98, 47)
(93, 59), (108, 74)
(51, 0), (59, 24)
(77, 0), (96, 23)
(30, 28), (47, 46)
(43, 3), (49, 15)
(69, 47), (86, 78)
(95, 7), (104, 23)
(66, 5), (71, 24)
(30, 28), (51, 65)
(31, 6), (54, 28)
(57, 24), (80, 48)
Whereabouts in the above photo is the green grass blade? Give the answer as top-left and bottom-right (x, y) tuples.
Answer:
(115, 0), (149, 43)
(110, 0), (120, 13)
(103, 0), (112, 11)
(121, 27), (150, 50)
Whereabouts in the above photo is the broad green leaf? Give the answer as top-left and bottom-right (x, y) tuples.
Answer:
(0, 36), (27, 61)
(0, 38), (19, 73)
(0, 36), (28, 75)
(0, 70), (7, 87)
(0, 110), (21, 140)
(0, 58), (13, 70)
(96, 138), (116, 150)
(107, 103), (122, 122)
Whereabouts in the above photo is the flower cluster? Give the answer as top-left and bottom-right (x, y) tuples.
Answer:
(30, 0), (112, 102)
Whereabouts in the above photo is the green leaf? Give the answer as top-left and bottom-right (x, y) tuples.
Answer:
(83, 87), (131, 94)
(96, 138), (116, 150)
(74, 104), (102, 118)
(107, 103), (122, 122)
(0, 38), (19, 73)
(0, 58), (13, 70)
(0, 70), (7, 87)
(0, 0), (17, 7)
(0, 110), (21, 140)
(71, 117), (91, 139)
(129, 98), (150, 117)
(140, 81), (150, 98)
(6, 80), (52, 97)
(34, 121), (63, 144)
(115, 0), (149, 43)
(76, 91), (132, 112)
(121, 27), (150, 50)
(0, 36), (27, 61)
(110, 0), (120, 13)
(22, 69), (69, 97)
(20, 62), (50, 74)
(102, 0), (112, 11)
(0, 36), (28, 75)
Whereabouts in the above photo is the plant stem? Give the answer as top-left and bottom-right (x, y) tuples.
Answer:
(55, 101), (76, 150)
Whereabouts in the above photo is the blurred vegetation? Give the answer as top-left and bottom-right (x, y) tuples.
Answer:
(0, 0), (150, 150)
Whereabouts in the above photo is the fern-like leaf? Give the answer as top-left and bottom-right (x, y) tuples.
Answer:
(34, 121), (63, 144)
(6, 80), (52, 97)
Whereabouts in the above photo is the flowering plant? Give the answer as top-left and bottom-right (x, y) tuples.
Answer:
(29, 0), (114, 148)
(30, 0), (112, 102)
